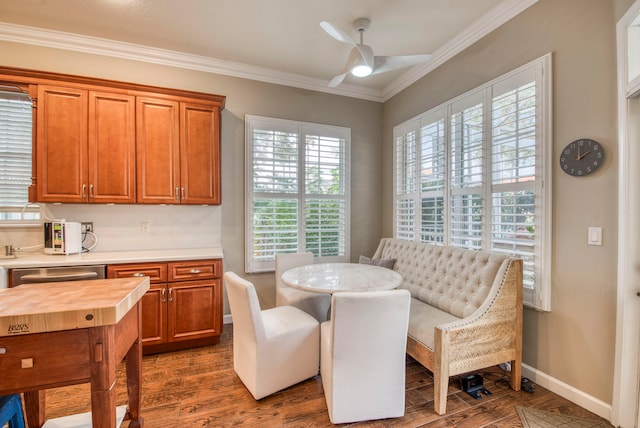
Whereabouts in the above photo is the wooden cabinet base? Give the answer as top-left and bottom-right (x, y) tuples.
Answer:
(107, 259), (223, 356)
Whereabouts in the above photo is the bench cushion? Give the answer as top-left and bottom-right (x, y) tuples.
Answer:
(408, 298), (459, 350)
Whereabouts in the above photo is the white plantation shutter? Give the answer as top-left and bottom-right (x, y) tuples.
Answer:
(305, 133), (347, 257)
(394, 127), (417, 240)
(490, 79), (537, 294)
(250, 126), (299, 265)
(0, 90), (39, 223)
(392, 54), (551, 311)
(450, 94), (484, 250)
(419, 110), (446, 243)
(246, 116), (350, 272)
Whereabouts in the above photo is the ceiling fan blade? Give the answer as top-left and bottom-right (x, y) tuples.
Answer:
(371, 54), (433, 75)
(320, 21), (356, 46)
(356, 44), (374, 69)
(328, 72), (348, 88)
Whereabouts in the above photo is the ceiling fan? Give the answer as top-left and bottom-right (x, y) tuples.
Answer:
(320, 18), (432, 87)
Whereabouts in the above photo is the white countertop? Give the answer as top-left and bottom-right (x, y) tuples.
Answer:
(0, 247), (223, 269)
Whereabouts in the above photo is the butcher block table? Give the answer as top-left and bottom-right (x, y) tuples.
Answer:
(0, 276), (150, 428)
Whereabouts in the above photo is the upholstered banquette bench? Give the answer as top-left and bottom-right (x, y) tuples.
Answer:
(371, 238), (523, 415)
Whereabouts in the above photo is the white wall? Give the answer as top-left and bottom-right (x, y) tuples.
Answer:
(0, 204), (221, 254)
(45, 204), (221, 251)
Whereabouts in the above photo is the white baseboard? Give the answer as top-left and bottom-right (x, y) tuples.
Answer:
(522, 363), (612, 422)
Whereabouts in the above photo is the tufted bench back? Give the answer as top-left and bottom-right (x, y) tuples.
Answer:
(373, 238), (511, 319)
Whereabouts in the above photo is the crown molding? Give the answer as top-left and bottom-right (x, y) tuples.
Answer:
(0, 21), (385, 102)
(0, 0), (537, 104)
(382, 0), (539, 101)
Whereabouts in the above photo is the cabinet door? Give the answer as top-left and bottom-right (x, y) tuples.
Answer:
(36, 85), (88, 202)
(168, 279), (221, 342)
(180, 102), (221, 204)
(88, 91), (135, 203)
(140, 283), (168, 346)
(136, 97), (180, 203)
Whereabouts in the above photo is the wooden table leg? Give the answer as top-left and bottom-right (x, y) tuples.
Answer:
(125, 302), (144, 428)
(23, 390), (45, 428)
(89, 325), (117, 428)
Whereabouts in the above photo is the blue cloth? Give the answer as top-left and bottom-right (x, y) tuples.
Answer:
(0, 394), (25, 428)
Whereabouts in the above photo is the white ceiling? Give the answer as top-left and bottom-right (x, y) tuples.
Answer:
(0, 0), (537, 101)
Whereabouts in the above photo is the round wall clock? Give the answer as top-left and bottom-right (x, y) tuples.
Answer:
(559, 138), (604, 177)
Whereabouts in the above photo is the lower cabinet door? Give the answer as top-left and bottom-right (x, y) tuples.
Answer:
(140, 283), (167, 346)
(168, 279), (220, 342)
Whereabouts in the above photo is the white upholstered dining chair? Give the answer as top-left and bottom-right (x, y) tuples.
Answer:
(275, 252), (331, 322)
(224, 271), (320, 400)
(320, 289), (411, 424)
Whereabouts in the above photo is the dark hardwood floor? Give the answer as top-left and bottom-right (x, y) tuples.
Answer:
(41, 325), (612, 427)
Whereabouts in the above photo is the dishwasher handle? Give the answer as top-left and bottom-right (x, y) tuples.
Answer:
(19, 271), (99, 283)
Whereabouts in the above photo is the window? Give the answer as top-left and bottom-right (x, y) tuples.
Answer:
(393, 54), (552, 311)
(245, 116), (350, 272)
(0, 87), (39, 224)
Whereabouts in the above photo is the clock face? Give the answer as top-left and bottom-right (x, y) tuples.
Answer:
(559, 139), (604, 177)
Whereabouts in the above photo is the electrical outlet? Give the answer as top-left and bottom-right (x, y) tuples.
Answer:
(81, 222), (93, 233)
(141, 222), (150, 233)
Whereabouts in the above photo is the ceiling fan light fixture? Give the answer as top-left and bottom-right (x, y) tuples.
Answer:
(351, 64), (372, 77)
(321, 18), (432, 87)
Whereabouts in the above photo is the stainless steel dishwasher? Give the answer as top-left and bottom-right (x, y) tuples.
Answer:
(11, 265), (106, 287)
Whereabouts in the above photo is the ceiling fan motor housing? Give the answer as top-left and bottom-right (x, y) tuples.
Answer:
(353, 18), (370, 33)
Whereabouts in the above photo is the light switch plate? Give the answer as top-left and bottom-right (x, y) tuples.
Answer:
(588, 227), (602, 246)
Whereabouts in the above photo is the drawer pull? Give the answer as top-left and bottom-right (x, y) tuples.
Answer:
(161, 288), (166, 303)
(132, 273), (145, 277)
(190, 269), (201, 274)
(168, 288), (173, 302)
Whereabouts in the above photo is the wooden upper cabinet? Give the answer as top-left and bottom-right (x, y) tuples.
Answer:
(20, 67), (225, 205)
(35, 86), (135, 203)
(88, 91), (135, 203)
(136, 97), (180, 204)
(36, 85), (88, 203)
(137, 98), (222, 205)
(181, 102), (221, 205)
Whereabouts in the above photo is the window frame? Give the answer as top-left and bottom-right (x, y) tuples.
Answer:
(245, 115), (351, 273)
(392, 54), (552, 311)
(0, 84), (40, 227)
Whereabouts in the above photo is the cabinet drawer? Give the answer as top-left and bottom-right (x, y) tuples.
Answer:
(168, 260), (220, 281)
(0, 329), (90, 391)
(107, 263), (167, 283)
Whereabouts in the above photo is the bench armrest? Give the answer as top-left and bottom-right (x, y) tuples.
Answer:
(434, 258), (523, 375)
